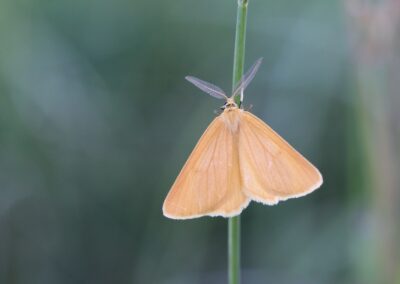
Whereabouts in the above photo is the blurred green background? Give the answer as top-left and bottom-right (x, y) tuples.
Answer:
(0, 0), (399, 283)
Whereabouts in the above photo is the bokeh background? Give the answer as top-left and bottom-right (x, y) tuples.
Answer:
(0, 0), (399, 283)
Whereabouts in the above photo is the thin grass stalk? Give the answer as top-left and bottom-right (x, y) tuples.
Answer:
(228, 1), (248, 284)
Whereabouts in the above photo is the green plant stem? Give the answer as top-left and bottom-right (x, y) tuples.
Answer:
(229, 1), (248, 284)
(228, 216), (241, 284)
(232, 0), (248, 106)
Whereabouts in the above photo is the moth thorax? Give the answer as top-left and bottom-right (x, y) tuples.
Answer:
(222, 109), (241, 132)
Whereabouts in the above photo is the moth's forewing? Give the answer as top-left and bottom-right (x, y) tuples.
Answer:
(238, 111), (323, 205)
(163, 111), (249, 219)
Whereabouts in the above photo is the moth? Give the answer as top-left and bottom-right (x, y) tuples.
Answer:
(163, 58), (323, 219)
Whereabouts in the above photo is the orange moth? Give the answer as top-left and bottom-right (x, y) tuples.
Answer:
(163, 58), (323, 219)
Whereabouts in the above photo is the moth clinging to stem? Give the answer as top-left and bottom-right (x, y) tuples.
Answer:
(163, 58), (323, 219)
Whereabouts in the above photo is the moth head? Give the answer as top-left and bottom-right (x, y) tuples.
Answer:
(220, 98), (238, 110)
